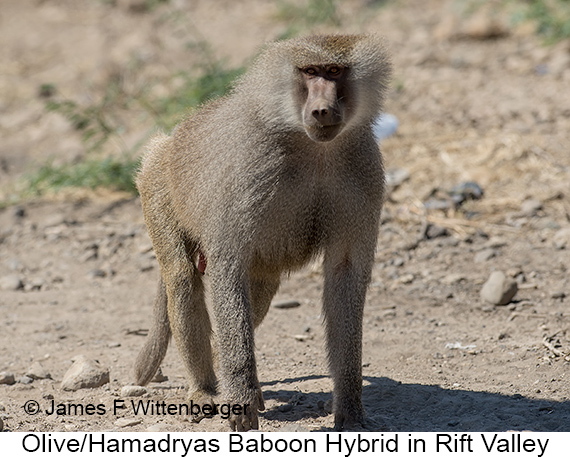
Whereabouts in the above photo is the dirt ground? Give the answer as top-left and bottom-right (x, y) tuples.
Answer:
(1, 0), (569, 433)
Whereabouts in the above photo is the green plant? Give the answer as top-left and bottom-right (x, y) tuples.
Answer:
(24, 156), (140, 196)
(20, 39), (245, 201)
(519, 0), (570, 42)
(153, 60), (245, 130)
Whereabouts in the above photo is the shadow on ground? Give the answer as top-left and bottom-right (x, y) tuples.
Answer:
(261, 376), (570, 432)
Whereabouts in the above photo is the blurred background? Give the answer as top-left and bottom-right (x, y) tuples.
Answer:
(0, 0), (568, 206)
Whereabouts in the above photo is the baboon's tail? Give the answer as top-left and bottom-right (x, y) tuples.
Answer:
(134, 277), (171, 385)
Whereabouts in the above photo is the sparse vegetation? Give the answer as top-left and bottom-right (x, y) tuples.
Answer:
(23, 156), (140, 197)
(514, 0), (570, 42)
(152, 46), (244, 130)
(23, 43), (243, 198)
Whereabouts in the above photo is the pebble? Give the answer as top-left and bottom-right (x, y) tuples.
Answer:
(146, 423), (167, 432)
(0, 372), (16, 385)
(426, 224), (448, 239)
(26, 362), (52, 380)
(474, 248), (497, 263)
(280, 424), (310, 432)
(24, 278), (45, 292)
(553, 227), (570, 250)
(441, 273), (465, 285)
(121, 385), (147, 397)
(271, 300), (301, 309)
(449, 181), (484, 204)
(462, 9), (508, 40)
(115, 417), (142, 428)
(152, 368), (168, 383)
(61, 355), (110, 391)
(87, 269), (108, 279)
(483, 237), (508, 249)
(0, 274), (23, 291)
(278, 403), (293, 413)
(13, 206), (25, 219)
(80, 248), (98, 262)
(17, 375), (34, 384)
(480, 271), (518, 305)
(520, 199), (542, 216)
(398, 274), (414, 285)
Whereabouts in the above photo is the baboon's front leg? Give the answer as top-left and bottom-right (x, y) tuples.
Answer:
(322, 246), (373, 430)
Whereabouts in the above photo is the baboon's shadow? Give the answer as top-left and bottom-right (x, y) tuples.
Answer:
(261, 376), (570, 431)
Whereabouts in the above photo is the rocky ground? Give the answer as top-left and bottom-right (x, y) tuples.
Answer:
(0, 0), (569, 432)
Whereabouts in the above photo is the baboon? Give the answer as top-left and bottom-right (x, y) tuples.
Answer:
(134, 34), (391, 431)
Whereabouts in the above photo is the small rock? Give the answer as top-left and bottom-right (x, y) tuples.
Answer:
(272, 300), (301, 309)
(398, 273), (414, 284)
(61, 355), (110, 391)
(278, 403), (293, 413)
(426, 224), (449, 239)
(553, 227), (570, 249)
(449, 181), (484, 204)
(484, 237), (508, 249)
(26, 362), (51, 380)
(43, 214), (67, 228)
(13, 206), (26, 219)
(24, 278), (45, 292)
(551, 291), (566, 300)
(423, 199), (453, 211)
(280, 424), (310, 432)
(441, 273), (465, 285)
(0, 275), (23, 291)
(87, 269), (107, 279)
(151, 367), (168, 383)
(121, 385), (147, 397)
(115, 417), (142, 428)
(17, 376), (34, 385)
(0, 372), (16, 385)
(462, 7), (509, 40)
(474, 248), (497, 263)
(480, 271), (518, 305)
(80, 248), (98, 262)
(520, 199), (542, 216)
(42, 392), (54, 400)
(146, 423), (167, 432)
(392, 257), (405, 267)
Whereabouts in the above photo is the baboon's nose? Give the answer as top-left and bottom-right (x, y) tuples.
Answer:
(312, 107), (329, 118)
(311, 102), (338, 125)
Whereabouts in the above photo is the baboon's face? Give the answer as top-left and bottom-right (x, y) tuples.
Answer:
(298, 65), (350, 142)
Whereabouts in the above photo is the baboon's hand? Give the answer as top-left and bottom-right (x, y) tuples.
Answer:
(229, 388), (265, 432)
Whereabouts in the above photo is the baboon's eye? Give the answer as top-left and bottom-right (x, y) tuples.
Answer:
(327, 66), (343, 77)
(303, 67), (318, 76)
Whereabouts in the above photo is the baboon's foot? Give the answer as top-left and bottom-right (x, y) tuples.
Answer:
(333, 402), (366, 431)
(227, 387), (265, 432)
(188, 389), (217, 423)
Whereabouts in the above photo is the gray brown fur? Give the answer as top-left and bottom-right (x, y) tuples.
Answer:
(133, 34), (391, 431)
